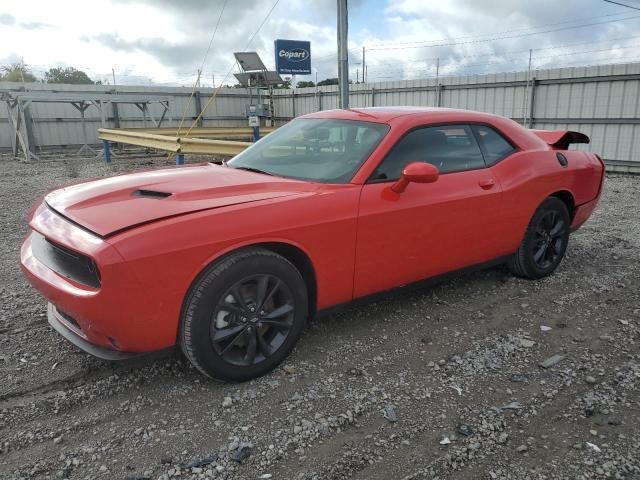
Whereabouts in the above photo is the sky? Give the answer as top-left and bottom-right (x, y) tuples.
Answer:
(1, 0), (640, 86)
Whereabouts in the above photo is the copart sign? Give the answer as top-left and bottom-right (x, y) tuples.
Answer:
(274, 39), (311, 75)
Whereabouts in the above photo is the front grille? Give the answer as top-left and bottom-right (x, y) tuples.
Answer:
(31, 232), (101, 288)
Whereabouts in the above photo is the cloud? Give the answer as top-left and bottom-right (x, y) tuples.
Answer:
(87, 33), (204, 72)
(0, 13), (15, 25)
(84, 3), (341, 84)
(20, 21), (52, 30)
(361, 0), (640, 81)
(3, 0), (640, 86)
(0, 12), (51, 29)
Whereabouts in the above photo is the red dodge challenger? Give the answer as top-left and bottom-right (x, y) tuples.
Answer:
(20, 107), (605, 380)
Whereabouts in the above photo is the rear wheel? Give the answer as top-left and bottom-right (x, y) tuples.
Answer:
(180, 248), (308, 381)
(508, 197), (570, 279)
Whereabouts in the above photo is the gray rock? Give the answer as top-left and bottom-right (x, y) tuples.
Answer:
(539, 354), (565, 368)
(383, 405), (398, 422)
(457, 424), (474, 436)
(500, 401), (523, 411)
(520, 339), (535, 348)
(230, 444), (252, 463)
(510, 373), (528, 383)
(183, 454), (217, 469)
(607, 416), (622, 426)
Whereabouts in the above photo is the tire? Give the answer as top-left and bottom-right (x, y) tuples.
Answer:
(507, 197), (570, 280)
(180, 248), (308, 381)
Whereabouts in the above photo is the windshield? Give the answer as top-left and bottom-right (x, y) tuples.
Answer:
(227, 118), (389, 183)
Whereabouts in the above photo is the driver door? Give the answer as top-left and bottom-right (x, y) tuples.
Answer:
(353, 124), (505, 298)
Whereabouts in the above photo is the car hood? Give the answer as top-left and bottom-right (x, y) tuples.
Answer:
(45, 164), (313, 237)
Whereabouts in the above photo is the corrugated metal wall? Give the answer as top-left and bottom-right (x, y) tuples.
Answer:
(0, 82), (255, 149)
(271, 62), (640, 163)
(2, 62), (639, 163)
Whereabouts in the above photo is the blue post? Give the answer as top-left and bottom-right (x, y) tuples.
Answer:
(175, 154), (185, 165)
(253, 126), (260, 142)
(102, 140), (111, 163)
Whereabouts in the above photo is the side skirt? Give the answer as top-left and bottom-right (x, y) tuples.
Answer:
(315, 255), (512, 319)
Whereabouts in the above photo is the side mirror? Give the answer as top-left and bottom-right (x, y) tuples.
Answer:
(391, 162), (439, 193)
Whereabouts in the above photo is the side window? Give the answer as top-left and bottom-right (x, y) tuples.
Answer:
(371, 125), (485, 181)
(473, 125), (515, 166)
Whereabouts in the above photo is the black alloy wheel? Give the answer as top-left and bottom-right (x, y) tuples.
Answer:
(211, 274), (295, 367)
(507, 197), (570, 279)
(530, 210), (566, 270)
(180, 248), (308, 381)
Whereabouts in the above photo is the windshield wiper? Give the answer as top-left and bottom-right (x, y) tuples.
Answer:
(231, 166), (273, 176)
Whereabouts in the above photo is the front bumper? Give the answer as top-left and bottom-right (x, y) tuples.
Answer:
(20, 203), (179, 354)
(48, 303), (142, 360)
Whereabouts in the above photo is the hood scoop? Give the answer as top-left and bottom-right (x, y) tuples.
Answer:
(133, 189), (172, 199)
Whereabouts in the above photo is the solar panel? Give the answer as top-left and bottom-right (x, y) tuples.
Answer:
(233, 52), (267, 72)
(233, 71), (283, 87)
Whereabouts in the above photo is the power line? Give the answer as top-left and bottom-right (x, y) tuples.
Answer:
(367, 11), (632, 48)
(184, 0), (281, 135)
(603, 0), (640, 11)
(199, 0), (229, 74)
(367, 34), (640, 68)
(365, 45), (640, 80)
(367, 14), (640, 51)
(177, 0), (229, 133)
(366, 41), (640, 77)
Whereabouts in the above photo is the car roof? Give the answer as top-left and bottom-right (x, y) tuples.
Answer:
(300, 107), (502, 123)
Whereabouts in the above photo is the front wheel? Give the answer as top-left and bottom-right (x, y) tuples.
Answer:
(180, 248), (308, 381)
(507, 197), (570, 279)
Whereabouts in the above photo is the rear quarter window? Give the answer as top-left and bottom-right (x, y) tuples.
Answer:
(473, 125), (515, 166)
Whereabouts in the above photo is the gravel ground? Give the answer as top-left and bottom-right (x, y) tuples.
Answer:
(1, 153), (639, 480)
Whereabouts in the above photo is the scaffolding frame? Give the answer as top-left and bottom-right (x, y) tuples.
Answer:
(1, 91), (171, 161)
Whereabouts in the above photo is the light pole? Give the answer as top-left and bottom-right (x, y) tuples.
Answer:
(337, 0), (349, 109)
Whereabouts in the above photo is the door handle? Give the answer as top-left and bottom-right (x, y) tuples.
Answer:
(478, 178), (495, 190)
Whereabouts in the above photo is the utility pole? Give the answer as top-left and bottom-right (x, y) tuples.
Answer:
(112, 68), (117, 90)
(337, 0), (349, 109)
(362, 46), (366, 83)
(523, 48), (532, 126)
(435, 57), (440, 107)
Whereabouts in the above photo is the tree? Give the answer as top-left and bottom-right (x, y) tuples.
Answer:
(317, 77), (339, 86)
(44, 67), (95, 84)
(0, 62), (38, 82)
(296, 80), (315, 88)
(270, 78), (291, 89)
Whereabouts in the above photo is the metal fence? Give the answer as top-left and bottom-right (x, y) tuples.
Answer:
(2, 61), (639, 166)
(272, 62), (640, 167)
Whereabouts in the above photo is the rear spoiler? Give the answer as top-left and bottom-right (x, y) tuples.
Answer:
(531, 130), (590, 150)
